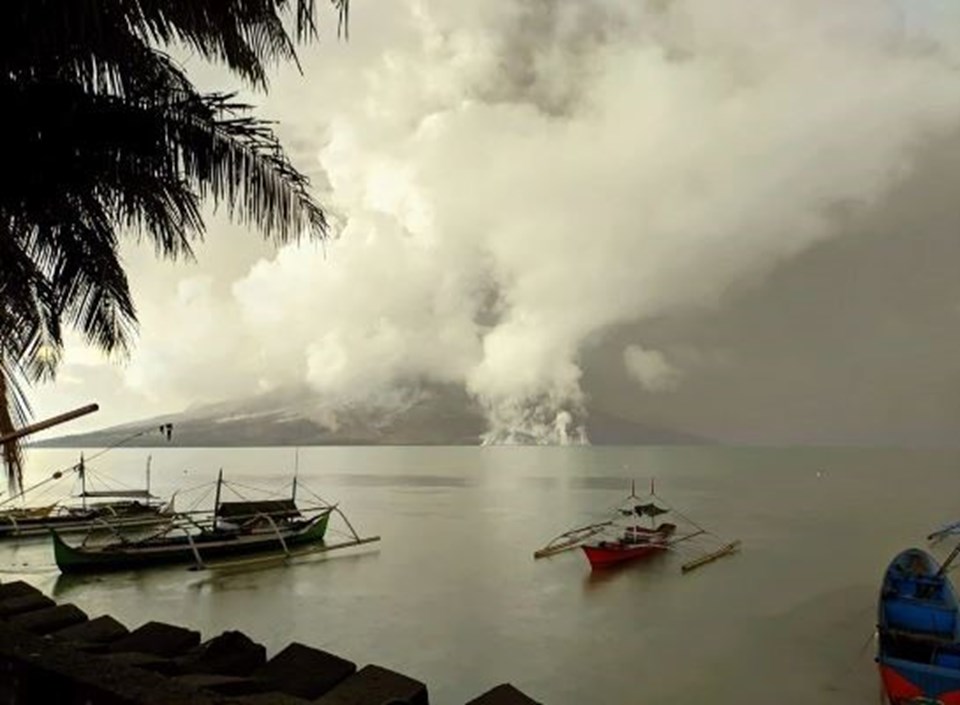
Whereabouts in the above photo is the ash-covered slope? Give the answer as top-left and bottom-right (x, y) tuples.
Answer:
(34, 385), (711, 447)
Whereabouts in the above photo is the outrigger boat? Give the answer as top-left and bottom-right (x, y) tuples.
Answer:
(52, 470), (379, 574)
(0, 413), (175, 539)
(1, 495), (170, 539)
(877, 546), (960, 704)
(582, 517), (677, 569)
(0, 454), (172, 539)
(534, 480), (739, 573)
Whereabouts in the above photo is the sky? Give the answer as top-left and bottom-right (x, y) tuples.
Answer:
(28, 0), (960, 445)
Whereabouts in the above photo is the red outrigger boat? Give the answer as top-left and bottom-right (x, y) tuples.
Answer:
(534, 480), (739, 573)
(581, 521), (677, 569)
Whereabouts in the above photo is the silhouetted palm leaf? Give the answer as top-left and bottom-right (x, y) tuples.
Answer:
(0, 0), (347, 491)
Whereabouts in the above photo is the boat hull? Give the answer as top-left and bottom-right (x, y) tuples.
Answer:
(879, 659), (960, 704)
(582, 543), (666, 569)
(878, 548), (960, 704)
(0, 511), (171, 539)
(53, 511), (331, 574)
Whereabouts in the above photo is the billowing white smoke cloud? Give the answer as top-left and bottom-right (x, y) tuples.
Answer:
(79, 0), (960, 441)
(624, 346), (681, 392)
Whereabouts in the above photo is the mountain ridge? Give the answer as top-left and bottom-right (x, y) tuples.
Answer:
(31, 386), (714, 447)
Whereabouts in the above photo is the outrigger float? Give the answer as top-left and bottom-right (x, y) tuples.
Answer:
(52, 470), (379, 574)
(534, 480), (739, 573)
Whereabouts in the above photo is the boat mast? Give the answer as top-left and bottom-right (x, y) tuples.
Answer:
(649, 478), (656, 528)
(213, 468), (223, 519)
(79, 453), (86, 510)
(146, 455), (152, 501)
(292, 449), (299, 503)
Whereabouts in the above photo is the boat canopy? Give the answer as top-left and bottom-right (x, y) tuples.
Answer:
(634, 503), (669, 517)
(217, 500), (301, 521)
(80, 490), (156, 499)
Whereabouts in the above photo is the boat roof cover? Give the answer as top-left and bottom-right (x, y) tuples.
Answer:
(634, 503), (669, 517)
(80, 490), (156, 499)
(217, 499), (301, 520)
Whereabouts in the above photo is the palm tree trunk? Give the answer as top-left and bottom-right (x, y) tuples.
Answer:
(0, 368), (24, 495)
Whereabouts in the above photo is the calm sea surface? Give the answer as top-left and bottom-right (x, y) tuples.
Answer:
(3, 445), (959, 704)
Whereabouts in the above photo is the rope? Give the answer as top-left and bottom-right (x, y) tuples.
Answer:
(0, 424), (171, 509)
(649, 488), (712, 536)
(184, 484), (215, 513)
(80, 425), (168, 464)
(221, 480), (291, 499)
(302, 485), (333, 507)
(0, 470), (71, 508)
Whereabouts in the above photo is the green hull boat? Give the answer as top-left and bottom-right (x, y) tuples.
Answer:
(53, 510), (331, 574)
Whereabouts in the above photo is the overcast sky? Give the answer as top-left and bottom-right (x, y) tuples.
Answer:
(29, 0), (960, 445)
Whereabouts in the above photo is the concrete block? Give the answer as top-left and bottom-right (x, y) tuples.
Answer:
(7, 603), (87, 635)
(464, 684), (542, 705)
(109, 620), (201, 657)
(178, 629), (267, 676)
(104, 651), (173, 671)
(0, 581), (42, 601)
(0, 592), (54, 618)
(231, 693), (313, 705)
(313, 664), (428, 705)
(55, 614), (129, 644)
(174, 672), (270, 696)
(255, 643), (356, 700)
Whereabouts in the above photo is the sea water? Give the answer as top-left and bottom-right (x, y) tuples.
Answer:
(3, 445), (957, 704)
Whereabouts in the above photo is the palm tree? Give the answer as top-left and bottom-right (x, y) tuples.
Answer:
(0, 0), (348, 492)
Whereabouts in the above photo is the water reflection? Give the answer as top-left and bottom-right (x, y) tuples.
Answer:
(185, 546), (383, 591)
(581, 552), (672, 593)
(568, 475), (633, 490)
(520, 476), (562, 489)
(52, 564), (178, 599)
(51, 572), (110, 598)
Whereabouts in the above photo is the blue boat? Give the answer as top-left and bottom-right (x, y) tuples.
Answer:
(877, 548), (960, 704)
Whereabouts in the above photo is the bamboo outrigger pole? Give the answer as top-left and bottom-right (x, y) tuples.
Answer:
(0, 403), (99, 445)
(533, 521), (613, 559)
(681, 540), (742, 574)
(936, 541), (960, 579)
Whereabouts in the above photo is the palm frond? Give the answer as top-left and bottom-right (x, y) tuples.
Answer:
(0, 0), (350, 90)
(0, 362), (30, 495)
(175, 93), (328, 241)
(0, 226), (61, 381)
(0, 0), (346, 494)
